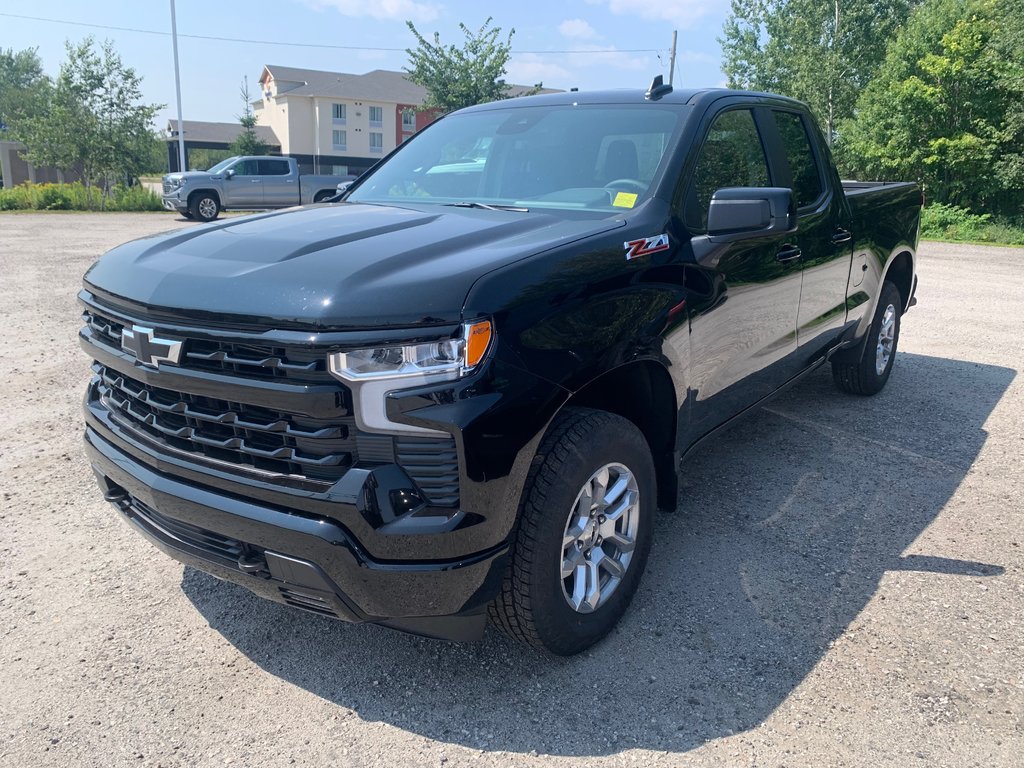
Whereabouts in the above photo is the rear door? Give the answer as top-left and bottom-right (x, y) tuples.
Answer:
(224, 158), (263, 207)
(259, 158), (299, 206)
(680, 105), (804, 438)
(762, 108), (854, 362)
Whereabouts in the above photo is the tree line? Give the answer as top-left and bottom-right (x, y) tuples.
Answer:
(721, 0), (1024, 218)
(0, 38), (167, 200)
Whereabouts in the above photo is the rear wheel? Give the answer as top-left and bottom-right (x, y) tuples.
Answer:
(313, 190), (334, 203)
(489, 408), (655, 655)
(189, 192), (220, 222)
(832, 280), (902, 395)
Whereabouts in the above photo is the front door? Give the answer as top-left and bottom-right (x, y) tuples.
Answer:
(677, 106), (804, 441)
(224, 158), (263, 207)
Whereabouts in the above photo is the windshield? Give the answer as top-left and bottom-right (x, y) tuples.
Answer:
(348, 104), (685, 213)
(206, 157), (240, 174)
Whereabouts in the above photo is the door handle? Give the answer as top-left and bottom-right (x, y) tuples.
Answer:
(776, 245), (802, 263)
(831, 228), (853, 245)
(250, 179), (261, 183)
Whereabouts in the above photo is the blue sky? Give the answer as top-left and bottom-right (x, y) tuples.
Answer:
(1, 0), (732, 128)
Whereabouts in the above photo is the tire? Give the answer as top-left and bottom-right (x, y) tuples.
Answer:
(489, 408), (655, 655)
(189, 192), (220, 222)
(180, 210), (194, 219)
(832, 280), (902, 395)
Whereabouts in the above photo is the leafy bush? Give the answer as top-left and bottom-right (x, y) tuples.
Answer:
(921, 203), (1024, 245)
(36, 185), (73, 210)
(0, 182), (163, 212)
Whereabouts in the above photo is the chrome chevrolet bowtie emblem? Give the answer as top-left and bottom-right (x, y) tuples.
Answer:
(121, 325), (183, 368)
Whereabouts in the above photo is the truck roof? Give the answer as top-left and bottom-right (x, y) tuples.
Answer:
(459, 87), (808, 113)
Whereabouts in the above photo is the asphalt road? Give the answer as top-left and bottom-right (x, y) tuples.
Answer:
(1, 213), (1021, 767)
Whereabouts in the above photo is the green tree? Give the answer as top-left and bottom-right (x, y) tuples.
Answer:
(838, 0), (1022, 214)
(0, 47), (51, 134)
(404, 17), (539, 113)
(13, 38), (162, 201)
(229, 79), (268, 156)
(720, 0), (919, 143)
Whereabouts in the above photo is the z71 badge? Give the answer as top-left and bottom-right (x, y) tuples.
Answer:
(624, 233), (670, 261)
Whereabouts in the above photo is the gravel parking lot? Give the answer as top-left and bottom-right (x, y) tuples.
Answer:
(1, 212), (1021, 767)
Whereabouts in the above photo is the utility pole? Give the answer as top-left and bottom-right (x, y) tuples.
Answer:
(170, 0), (187, 172)
(668, 30), (678, 86)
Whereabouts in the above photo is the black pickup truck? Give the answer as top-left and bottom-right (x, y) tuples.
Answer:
(80, 81), (920, 655)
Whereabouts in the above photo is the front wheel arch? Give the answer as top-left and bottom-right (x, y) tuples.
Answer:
(559, 359), (678, 512)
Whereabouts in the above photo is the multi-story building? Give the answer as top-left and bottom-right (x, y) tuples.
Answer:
(164, 66), (557, 175)
(253, 65), (556, 176)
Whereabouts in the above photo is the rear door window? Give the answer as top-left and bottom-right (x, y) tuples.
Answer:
(771, 111), (824, 208)
(685, 109), (770, 232)
(258, 159), (291, 175)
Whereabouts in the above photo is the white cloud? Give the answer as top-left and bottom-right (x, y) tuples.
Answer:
(301, 0), (441, 23)
(506, 54), (573, 87)
(566, 44), (649, 72)
(558, 18), (601, 40)
(585, 0), (726, 29)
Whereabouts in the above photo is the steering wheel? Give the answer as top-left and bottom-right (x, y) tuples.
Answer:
(604, 179), (647, 195)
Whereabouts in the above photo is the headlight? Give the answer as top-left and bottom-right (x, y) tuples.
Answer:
(166, 177), (184, 189)
(328, 320), (492, 382)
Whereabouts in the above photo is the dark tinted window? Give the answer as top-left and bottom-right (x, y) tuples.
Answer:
(259, 159), (290, 175)
(232, 159), (260, 176)
(772, 111), (823, 208)
(686, 109), (769, 231)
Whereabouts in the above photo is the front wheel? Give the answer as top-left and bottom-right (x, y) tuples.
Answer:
(189, 193), (220, 222)
(832, 280), (902, 395)
(489, 408), (655, 655)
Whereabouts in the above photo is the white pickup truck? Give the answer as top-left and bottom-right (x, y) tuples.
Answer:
(161, 156), (350, 222)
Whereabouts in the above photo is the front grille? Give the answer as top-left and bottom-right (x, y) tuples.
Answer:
(82, 308), (333, 384)
(83, 301), (461, 504)
(95, 364), (355, 481)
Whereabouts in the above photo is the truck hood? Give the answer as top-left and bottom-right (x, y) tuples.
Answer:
(163, 171), (218, 183)
(84, 203), (625, 330)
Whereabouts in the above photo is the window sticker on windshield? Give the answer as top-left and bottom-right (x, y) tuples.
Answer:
(612, 192), (638, 208)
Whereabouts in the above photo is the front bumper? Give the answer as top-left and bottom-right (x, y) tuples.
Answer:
(85, 426), (507, 641)
(161, 192), (187, 212)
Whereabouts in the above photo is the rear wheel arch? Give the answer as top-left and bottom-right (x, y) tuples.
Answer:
(560, 360), (679, 511)
(884, 250), (915, 312)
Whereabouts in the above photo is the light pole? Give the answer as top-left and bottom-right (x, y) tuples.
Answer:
(170, 0), (186, 172)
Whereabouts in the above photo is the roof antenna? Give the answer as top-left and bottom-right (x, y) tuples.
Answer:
(645, 74), (673, 101)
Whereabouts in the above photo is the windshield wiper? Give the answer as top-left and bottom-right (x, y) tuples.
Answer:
(445, 201), (530, 212)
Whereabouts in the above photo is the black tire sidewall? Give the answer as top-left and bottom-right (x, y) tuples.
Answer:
(526, 415), (655, 655)
(861, 281), (902, 390)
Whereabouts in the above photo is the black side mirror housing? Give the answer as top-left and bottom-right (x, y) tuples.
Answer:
(706, 187), (796, 242)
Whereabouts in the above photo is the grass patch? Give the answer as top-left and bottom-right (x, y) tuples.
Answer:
(921, 203), (1024, 246)
(0, 182), (163, 212)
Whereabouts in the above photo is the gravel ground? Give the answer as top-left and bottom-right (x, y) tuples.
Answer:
(1, 213), (1021, 768)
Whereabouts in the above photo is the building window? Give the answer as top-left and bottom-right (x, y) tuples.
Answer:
(369, 132), (383, 153)
(369, 106), (383, 127)
(332, 165), (349, 176)
(332, 130), (347, 151)
(332, 103), (346, 123)
(402, 109), (416, 132)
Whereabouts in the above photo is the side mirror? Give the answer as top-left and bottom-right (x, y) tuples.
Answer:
(224, 169), (236, 179)
(706, 187), (796, 242)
